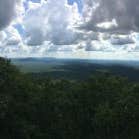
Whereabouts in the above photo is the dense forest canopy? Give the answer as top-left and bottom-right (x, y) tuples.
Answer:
(0, 57), (138, 139)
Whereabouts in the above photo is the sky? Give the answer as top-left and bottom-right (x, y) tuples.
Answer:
(0, 0), (139, 59)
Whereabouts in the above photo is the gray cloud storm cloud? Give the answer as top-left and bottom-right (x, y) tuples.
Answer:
(82, 0), (139, 33)
(0, 0), (23, 30)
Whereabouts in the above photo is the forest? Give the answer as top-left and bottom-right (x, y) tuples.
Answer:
(0, 57), (138, 139)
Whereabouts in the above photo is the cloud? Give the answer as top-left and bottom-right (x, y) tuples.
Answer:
(82, 0), (139, 33)
(3, 26), (22, 46)
(111, 34), (135, 45)
(76, 38), (115, 52)
(0, 31), (7, 44)
(0, 25), (22, 58)
(96, 19), (118, 30)
(25, 27), (44, 46)
(23, 0), (81, 46)
(0, 0), (15, 29)
(84, 41), (104, 51)
(1, 0), (139, 58)
(0, 0), (24, 30)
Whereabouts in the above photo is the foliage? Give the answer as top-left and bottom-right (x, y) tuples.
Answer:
(0, 57), (138, 139)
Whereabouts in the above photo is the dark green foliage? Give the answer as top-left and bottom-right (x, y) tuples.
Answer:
(0, 57), (139, 139)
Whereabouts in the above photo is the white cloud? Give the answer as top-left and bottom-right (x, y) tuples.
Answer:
(4, 26), (22, 46)
(28, 1), (41, 10)
(23, 0), (81, 46)
(0, 31), (7, 44)
(111, 34), (135, 45)
(96, 19), (118, 30)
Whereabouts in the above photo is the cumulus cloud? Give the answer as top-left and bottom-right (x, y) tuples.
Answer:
(1, 0), (139, 57)
(111, 34), (135, 45)
(0, 26), (22, 47)
(96, 19), (118, 30)
(84, 41), (104, 51)
(3, 26), (21, 46)
(82, 0), (139, 33)
(23, 0), (81, 46)
(0, 31), (7, 44)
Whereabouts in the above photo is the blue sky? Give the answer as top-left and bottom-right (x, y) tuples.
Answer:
(0, 0), (139, 59)
(68, 0), (83, 13)
(24, 0), (83, 12)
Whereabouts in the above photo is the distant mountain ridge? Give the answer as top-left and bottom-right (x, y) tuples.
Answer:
(11, 57), (139, 81)
(11, 57), (139, 67)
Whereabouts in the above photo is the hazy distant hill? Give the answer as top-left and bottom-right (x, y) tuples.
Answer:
(11, 58), (139, 81)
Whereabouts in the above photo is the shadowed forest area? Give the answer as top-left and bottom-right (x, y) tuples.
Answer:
(0, 57), (139, 139)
